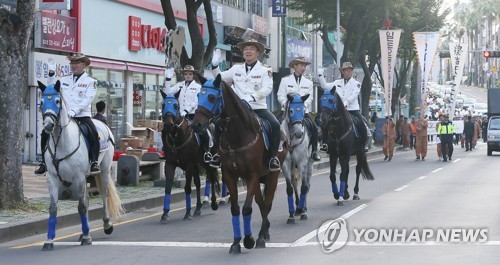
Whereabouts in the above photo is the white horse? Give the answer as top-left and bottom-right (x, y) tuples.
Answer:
(280, 94), (314, 224)
(38, 81), (124, 251)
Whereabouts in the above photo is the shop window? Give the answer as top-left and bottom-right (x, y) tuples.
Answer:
(145, 74), (160, 120)
(214, 0), (245, 11)
(133, 72), (144, 119)
(248, 0), (261, 16)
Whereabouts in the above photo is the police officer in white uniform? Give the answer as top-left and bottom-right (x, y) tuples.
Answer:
(277, 56), (321, 161)
(163, 65), (212, 162)
(36, 53), (100, 174)
(317, 62), (368, 150)
(210, 40), (281, 171)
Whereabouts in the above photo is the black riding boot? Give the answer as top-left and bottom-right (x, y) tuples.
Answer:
(201, 131), (212, 163)
(35, 131), (48, 175)
(90, 134), (100, 173)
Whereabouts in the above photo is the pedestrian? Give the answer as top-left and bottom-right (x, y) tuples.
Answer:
(481, 116), (488, 143)
(401, 117), (410, 150)
(409, 116), (417, 150)
(415, 116), (429, 160)
(36, 53), (100, 174)
(438, 114), (456, 162)
(463, 115), (474, 151)
(277, 56), (320, 161)
(318, 62), (370, 150)
(435, 115), (446, 160)
(382, 116), (396, 161)
(472, 117), (481, 148)
(396, 115), (404, 144)
(93, 101), (108, 125)
(210, 42), (281, 171)
(163, 65), (212, 163)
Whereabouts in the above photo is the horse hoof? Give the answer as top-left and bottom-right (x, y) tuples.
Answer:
(287, 217), (295, 224)
(243, 235), (255, 249)
(229, 243), (241, 254)
(211, 202), (219, 211)
(300, 214), (308, 221)
(42, 242), (54, 251)
(104, 225), (114, 235)
(202, 200), (209, 205)
(337, 201), (344, 206)
(183, 214), (192, 221)
(344, 191), (350, 200)
(80, 237), (92, 246)
(333, 193), (340, 200)
(353, 194), (360, 200)
(193, 209), (201, 217)
(256, 238), (266, 248)
(160, 213), (170, 224)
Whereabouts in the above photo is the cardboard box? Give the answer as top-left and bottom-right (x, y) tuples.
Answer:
(119, 137), (145, 150)
(157, 121), (163, 132)
(133, 119), (159, 131)
(126, 149), (144, 160)
(131, 127), (155, 139)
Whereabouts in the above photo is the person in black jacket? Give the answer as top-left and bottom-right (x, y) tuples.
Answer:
(463, 116), (474, 151)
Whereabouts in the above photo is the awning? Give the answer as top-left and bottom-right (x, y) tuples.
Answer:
(89, 57), (127, 70)
(126, 62), (165, 75)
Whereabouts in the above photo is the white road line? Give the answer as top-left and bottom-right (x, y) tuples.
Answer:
(394, 185), (409, 192)
(431, 168), (443, 173)
(36, 240), (498, 248)
(291, 204), (368, 246)
(418, 176), (426, 180)
(453, 159), (460, 163)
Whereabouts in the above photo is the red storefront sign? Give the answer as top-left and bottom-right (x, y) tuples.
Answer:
(133, 91), (142, 107)
(38, 11), (76, 52)
(128, 16), (167, 52)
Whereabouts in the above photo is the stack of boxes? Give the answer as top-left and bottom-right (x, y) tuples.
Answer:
(119, 119), (163, 159)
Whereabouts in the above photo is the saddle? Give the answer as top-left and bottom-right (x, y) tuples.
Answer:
(78, 122), (109, 152)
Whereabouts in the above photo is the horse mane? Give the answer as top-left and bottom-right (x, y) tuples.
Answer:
(221, 81), (258, 134)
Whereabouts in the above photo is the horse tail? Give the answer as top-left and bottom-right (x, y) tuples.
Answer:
(95, 175), (125, 220)
(357, 153), (374, 181)
(206, 166), (221, 195)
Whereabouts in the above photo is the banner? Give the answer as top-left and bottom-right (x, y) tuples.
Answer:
(413, 32), (440, 118)
(34, 11), (77, 52)
(272, 0), (287, 17)
(379, 29), (402, 117)
(448, 42), (468, 118)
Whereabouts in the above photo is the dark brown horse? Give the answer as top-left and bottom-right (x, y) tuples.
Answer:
(191, 75), (288, 254)
(159, 90), (219, 223)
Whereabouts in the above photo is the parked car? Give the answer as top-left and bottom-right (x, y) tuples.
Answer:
(473, 103), (488, 116)
(463, 98), (477, 109)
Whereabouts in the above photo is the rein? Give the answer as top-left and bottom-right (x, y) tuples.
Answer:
(163, 116), (197, 153)
(326, 110), (354, 143)
(219, 115), (261, 155)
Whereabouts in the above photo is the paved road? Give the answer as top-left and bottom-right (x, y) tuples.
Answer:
(1, 141), (499, 264)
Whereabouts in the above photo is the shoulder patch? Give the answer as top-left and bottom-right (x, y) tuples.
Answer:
(357, 84), (361, 88)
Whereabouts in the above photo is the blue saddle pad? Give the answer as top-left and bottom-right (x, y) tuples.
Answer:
(260, 119), (270, 151)
(79, 124), (109, 152)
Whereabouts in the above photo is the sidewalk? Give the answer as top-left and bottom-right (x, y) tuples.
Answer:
(0, 145), (388, 243)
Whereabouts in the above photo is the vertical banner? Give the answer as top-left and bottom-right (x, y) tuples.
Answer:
(448, 42), (468, 118)
(413, 32), (440, 119)
(379, 29), (402, 117)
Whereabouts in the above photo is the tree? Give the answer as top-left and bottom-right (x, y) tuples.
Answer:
(0, 1), (36, 209)
(160, 0), (217, 71)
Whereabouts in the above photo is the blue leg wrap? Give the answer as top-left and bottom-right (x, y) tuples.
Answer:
(47, 216), (57, 240)
(185, 194), (192, 210)
(232, 215), (241, 239)
(243, 214), (252, 236)
(204, 180), (210, 197)
(340, 181), (346, 197)
(163, 194), (171, 211)
(222, 183), (227, 197)
(298, 193), (306, 209)
(80, 215), (90, 236)
(332, 182), (339, 194)
(287, 195), (295, 214)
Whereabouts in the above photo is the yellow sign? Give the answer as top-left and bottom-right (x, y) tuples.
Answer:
(492, 66), (497, 73)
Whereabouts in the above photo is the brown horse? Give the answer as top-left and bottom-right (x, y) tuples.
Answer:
(191, 75), (288, 254)
(159, 90), (219, 223)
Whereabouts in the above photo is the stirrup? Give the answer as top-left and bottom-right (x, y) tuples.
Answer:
(35, 163), (47, 175)
(210, 154), (221, 168)
(90, 162), (100, 173)
(269, 157), (281, 172)
(312, 152), (321, 161)
(203, 152), (213, 163)
(320, 144), (328, 152)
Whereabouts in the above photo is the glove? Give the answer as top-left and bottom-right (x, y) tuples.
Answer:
(317, 67), (324, 76)
(242, 96), (253, 103)
(68, 110), (76, 118)
(211, 49), (221, 66)
(48, 62), (56, 77)
(165, 68), (174, 79)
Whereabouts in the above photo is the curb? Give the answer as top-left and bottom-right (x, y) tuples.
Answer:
(0, 147), (390, 243)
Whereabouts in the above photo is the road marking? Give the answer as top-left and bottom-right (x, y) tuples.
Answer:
(453, 159), (460, 163)
(431, 168), (442, 173)
(394, 185), (409, 192)
(292, 204), (367, 246)
(418, 176), (426, 180)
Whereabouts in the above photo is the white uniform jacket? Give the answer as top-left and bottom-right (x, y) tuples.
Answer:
(319, 76), (361, 111)
(277, 74), (313, 112)
(212, 61), (273, 110)
(60, 72), (96, 117)
(163, 80), (201, 115)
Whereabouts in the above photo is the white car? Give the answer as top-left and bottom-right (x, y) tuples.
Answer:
(473, 103), (487, 116)
(463, 98), (477, 109)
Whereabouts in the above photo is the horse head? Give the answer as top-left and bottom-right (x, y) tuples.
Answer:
(191, 74), (223, 133)
(319, 88), (340, 126)
(286, 93), (309, 139)
(38, 80), (64, 133)
(160, 89), (181, 130)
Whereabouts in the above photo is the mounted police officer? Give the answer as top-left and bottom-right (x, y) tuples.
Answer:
(210, 40), (281, 172)
(162, 65), (212, 162)
(277, 56), (321, 161)
(35, 53), (100, 174)
(317, 62), (369, 151)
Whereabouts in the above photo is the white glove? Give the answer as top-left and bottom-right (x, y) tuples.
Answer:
(165, 68), (174, 79)
(317, 67), (324, 76)
(211, 49), (221, 66)
(68, 110), (76, 118)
